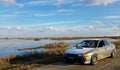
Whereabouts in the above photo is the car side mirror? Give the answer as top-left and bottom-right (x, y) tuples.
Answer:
(76, 44), (80, 47)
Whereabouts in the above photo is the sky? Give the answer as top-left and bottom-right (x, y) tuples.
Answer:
(0, 0), (120, 38)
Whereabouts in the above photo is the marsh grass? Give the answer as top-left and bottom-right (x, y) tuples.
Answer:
(18, 42), (68, 51)
(42, 42), (69, 48)
(113, 41), (120, 49)
(0, 51), (64, 70)
(34, 38), (41, 41)
(50, 36), (120, 40)
(0, 42), (68, 70)
(10, 50), (66, 67)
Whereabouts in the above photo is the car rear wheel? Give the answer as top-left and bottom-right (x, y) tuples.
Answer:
(91, 54), (98, 65)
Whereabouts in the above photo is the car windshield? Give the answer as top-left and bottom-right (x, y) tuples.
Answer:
(76, 40), (99, 48)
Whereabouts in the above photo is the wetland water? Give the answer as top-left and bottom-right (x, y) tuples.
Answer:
(0, 39), (79, 57)
(0, 38), (118, 57)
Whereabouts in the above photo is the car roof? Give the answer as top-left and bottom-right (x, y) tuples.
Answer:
(82, 39), (107, 41)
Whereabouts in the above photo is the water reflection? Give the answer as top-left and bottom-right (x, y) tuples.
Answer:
(0, 40), (66, 57)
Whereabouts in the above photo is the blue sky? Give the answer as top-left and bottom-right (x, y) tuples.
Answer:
(0, 0), (120, 38)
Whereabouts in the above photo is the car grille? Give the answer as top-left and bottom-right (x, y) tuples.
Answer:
(66, 53), (79, 57)
(64, 53), (85, 64)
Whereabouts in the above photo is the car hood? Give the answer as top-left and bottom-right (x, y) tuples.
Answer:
(65, 47), (94, 54)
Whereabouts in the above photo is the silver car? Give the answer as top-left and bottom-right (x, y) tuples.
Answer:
(63, 39), (116, 65)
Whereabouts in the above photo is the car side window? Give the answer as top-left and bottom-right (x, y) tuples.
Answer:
(98, 40), (105, 48)
(103, 40), (110, 46)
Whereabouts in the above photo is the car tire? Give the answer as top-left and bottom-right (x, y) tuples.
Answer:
(91, 54), (98, 65)
(110, 50), (116, 58)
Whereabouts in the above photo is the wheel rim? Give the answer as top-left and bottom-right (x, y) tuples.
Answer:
(93, 56), (97, 64)
(112, 51), (115, 57)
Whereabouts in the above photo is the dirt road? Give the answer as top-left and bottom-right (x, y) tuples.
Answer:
(33, 49), (120, 70)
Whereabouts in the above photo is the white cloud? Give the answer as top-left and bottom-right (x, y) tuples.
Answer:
(82, 0), (118, 6)
(103, 16), (120, 19)
(0, 26), (24, 30)
(91, 20), (103, 25)
(38, 26), (58, 32)
(27, 0), (55, 6)
(14, 27), (23, 30)
(0, 0), (24, 8)
(0, 25), (119, 38)
(57, 9), (74, 13)
(94, 20), (102, 24)
(114, 21), (120, 23)
(34, 13), (54, 17)
(27, 0), (76, 6)
(46, 26), (58, 31)
(0, 0), (116, 8)
(0, 21), (119, 38)
(17, 3), (24, 8)
(89, 25), (95, 30)
(26, 0), (118, 7)
(0, 14), (17, 17)
(0, 26), (12, 30)
(56, 0), (71, 5)
(56, 0), (64, 5)
(0, 0), (16, 4)
(110, 24), (119, 30)
(112, 25), (120, 35)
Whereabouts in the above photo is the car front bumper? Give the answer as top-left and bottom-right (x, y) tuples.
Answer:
(63, 54), (91, 64)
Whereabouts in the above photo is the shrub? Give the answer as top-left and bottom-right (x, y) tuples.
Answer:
(43, 42), (69, 48)
(34, 38), (41, 41)
(114, 41), (120, 49)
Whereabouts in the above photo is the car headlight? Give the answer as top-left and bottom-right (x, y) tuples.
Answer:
(82, 53), (89, 57)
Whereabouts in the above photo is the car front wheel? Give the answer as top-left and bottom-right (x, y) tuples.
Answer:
(110, 50), (116, 58)
(91, 54), (98, 65)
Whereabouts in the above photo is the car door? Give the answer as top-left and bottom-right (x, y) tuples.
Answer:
(103, 40), (113, 56)
(97, 40), (107, 60)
